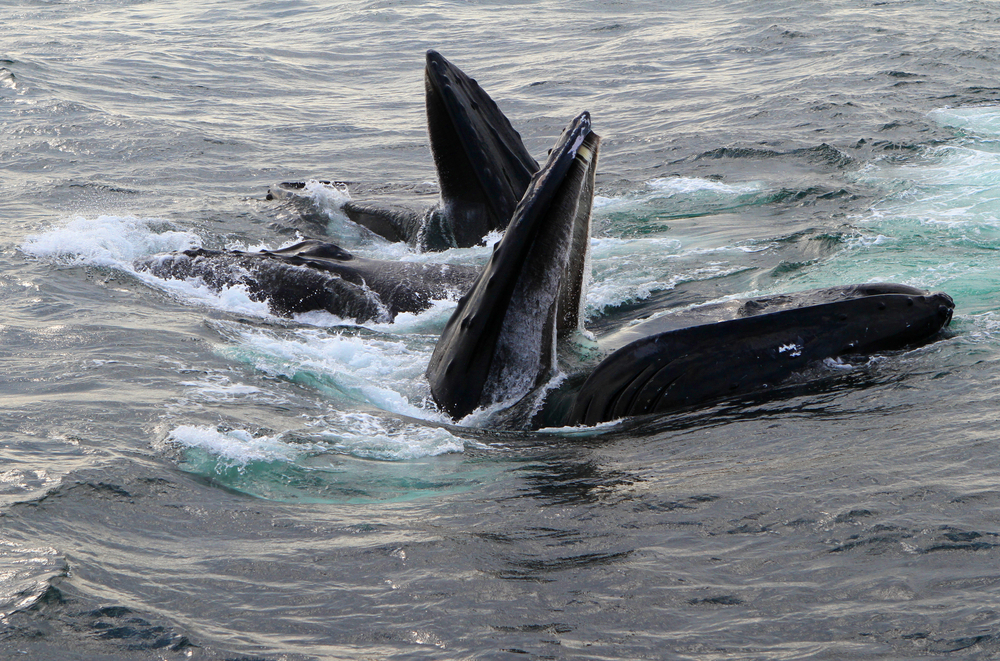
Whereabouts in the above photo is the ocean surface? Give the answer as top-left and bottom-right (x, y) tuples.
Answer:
(4, 0), (1000, 658)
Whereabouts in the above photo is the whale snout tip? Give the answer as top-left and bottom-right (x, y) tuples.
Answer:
(931, 291), (955, 325)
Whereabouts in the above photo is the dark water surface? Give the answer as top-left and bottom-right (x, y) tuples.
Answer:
(4, 0), (1000, 659)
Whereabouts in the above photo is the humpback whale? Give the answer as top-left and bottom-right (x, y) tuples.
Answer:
(425, 112), (955, 426)
(140, 52), (532, 324)
(135, 239), (478, 323)
(145, 51), (954, 426)
(142, 105), (953, 425)
(268, 50), (538, 251)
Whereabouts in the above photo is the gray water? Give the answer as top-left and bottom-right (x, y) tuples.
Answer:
(4, 0), (1000, 659)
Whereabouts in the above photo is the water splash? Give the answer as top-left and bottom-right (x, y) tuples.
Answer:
(164, 420), (480, 503)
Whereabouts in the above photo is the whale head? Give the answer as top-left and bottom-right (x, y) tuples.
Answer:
(426, 111), (599, 420)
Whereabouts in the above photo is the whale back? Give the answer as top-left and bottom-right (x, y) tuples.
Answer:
(136, 240), (479, 323)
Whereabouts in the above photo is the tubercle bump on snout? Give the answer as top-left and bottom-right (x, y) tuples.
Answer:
(930, 292), (955, 326)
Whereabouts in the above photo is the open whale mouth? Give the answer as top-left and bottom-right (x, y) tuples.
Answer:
(260, 51), (957, 429)
(426, 111), (600, 420)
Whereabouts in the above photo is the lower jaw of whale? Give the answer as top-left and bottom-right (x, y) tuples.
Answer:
(557, 287), (955, 427)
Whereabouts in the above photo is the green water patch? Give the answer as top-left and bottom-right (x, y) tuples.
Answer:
(751, 107), (1000, 321)
(209, 320), (437, 418)
(179, 447), (499, 504)
(167, 423), (507, 503)
(596, 176), (779, 239)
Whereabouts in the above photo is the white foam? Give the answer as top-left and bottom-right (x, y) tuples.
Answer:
(354, 232), (492, 267)
(20, 215), (199, 267)
(216, 323), (445, 420)
(305, 413), (464, 460)
(859, 107), (1000, 231)
(304, 179), (352, 208)
(581, 177), (777, 316)
(929, 105), (1000, 138)
(167, 425), (307, 467)
(361, 298), (460, 334)
(584, 235), (750, 318)
(810, 108), (1000, 297)
(594, 177), (766, 213)
(167, 417), (465, 466)
(149, 275), (273, 317)
(646, 176), (764, 196)
(843, 107), (1000, 298)
(21, 215), (301, 320)
(843, 233), (895, 249)
(593, 195), (616, 209)
(584, 236), (679, 312)
(283, 180), (371, 245)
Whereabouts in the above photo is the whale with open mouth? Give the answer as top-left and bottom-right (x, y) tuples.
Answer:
(423, 111), (955, 426)
(142, 53), (955, 426)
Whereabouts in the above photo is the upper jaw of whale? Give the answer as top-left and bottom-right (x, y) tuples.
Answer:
(426, 111), (600, 420)
(424, 49), (539, 248)
(268, 51), (538, 251)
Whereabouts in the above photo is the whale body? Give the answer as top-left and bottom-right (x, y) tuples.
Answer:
(135, 239), (478, 323)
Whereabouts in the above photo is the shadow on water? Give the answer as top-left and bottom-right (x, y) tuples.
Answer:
(509, 359), (926, 507)
(511, 454), (643, 507)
